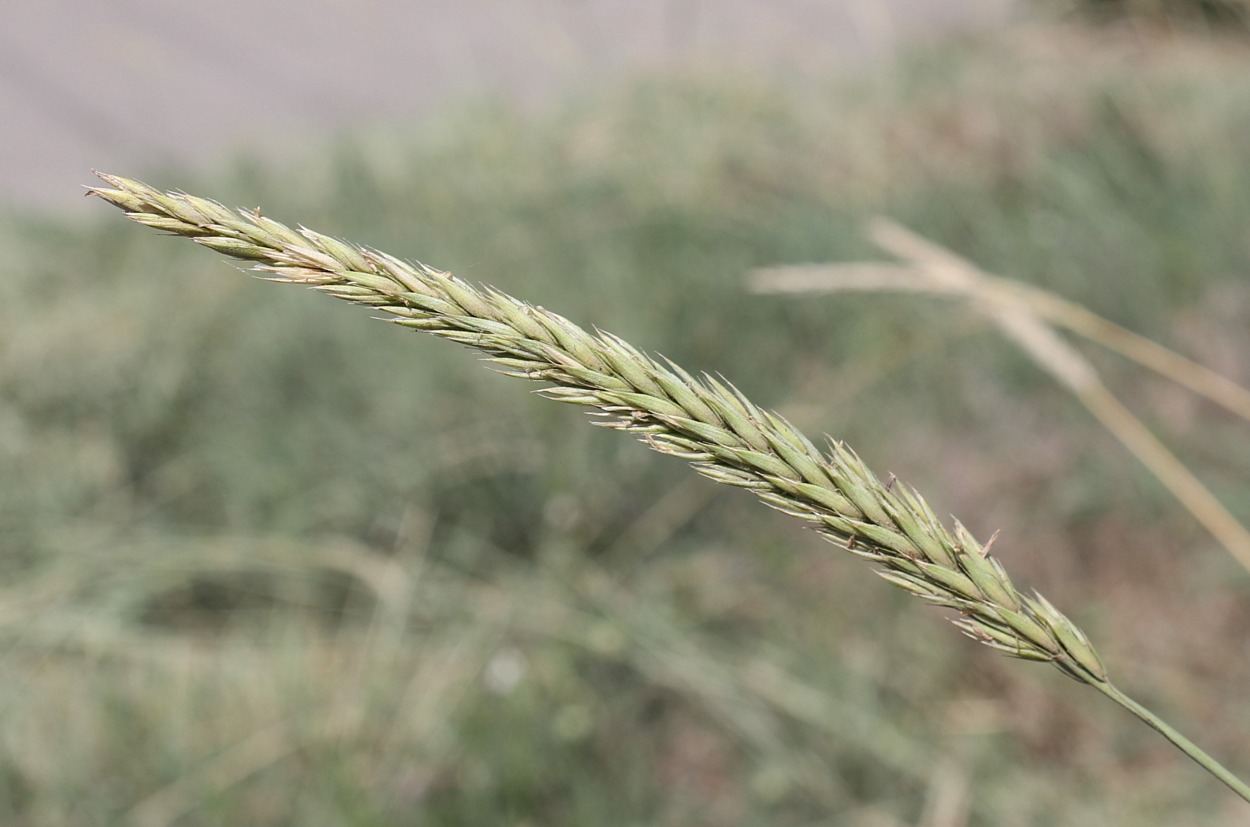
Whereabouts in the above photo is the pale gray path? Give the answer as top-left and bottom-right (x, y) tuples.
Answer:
(2, 0), (1011, 216)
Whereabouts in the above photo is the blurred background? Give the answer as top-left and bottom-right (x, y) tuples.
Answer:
(2, 1), (1250, 825)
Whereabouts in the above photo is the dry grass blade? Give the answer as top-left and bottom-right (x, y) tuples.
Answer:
(86, 172), (1250, 803)
(751, 219), (1250, 576)
(866, 219), (1250, 421)
(754, 222), (1250, 421)
(1016, 286), (1250, 423)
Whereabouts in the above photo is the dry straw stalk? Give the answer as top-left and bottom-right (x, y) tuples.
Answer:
(88, 172), (1250, 804)
(752, 218), (1250, 574)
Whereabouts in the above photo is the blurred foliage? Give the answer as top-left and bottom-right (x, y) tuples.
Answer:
(1055, 0), (1250, 32)
(1, 25), (1249, 826)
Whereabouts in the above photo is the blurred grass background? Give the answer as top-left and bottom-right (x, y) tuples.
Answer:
(2, 19), (1250, 827)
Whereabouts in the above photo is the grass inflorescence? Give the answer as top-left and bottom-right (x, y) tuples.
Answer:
(88, 171), (1250, 804)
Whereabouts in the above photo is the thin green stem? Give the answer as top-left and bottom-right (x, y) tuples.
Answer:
(1092, 681), (1250, 803)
